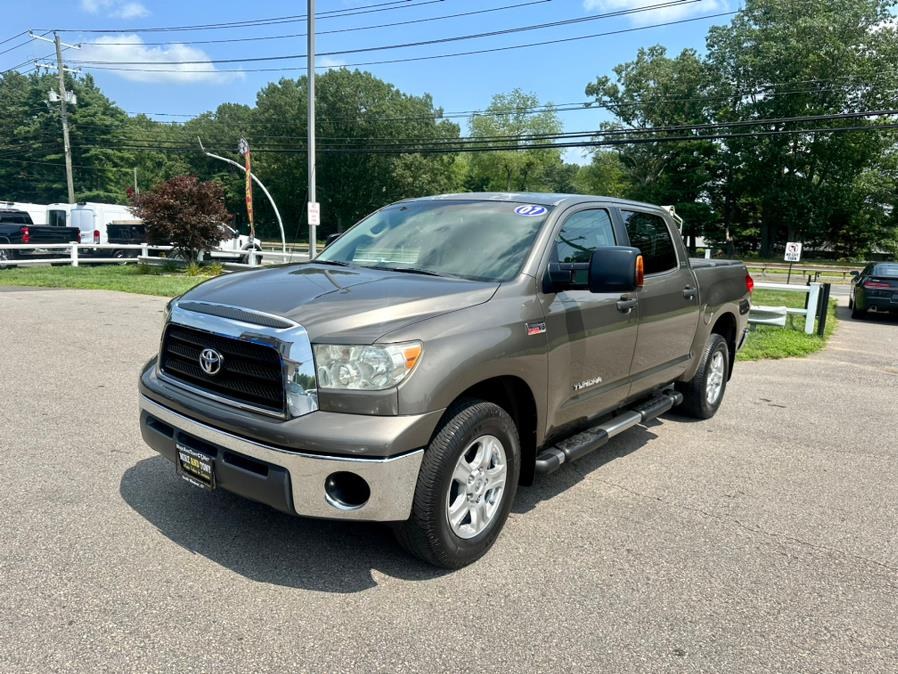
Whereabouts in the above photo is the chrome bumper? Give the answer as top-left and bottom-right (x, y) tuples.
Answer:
(139, 395), (423, 522)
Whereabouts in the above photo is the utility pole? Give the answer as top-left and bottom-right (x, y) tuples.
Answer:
(133, 167), (139, 195)
(31, 31), (80, 204)
(54, 33), (75, 204)
(307, 0), (318, 258)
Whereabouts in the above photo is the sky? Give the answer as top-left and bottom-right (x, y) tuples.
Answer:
(2, 0), (737, 164)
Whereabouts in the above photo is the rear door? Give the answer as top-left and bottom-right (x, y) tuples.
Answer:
(72, 208), (96, 244)
(541, 206), (638, 436)
(620, 208), (701, 396)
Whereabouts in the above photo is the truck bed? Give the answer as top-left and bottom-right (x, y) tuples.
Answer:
(691, 257), (749, 308)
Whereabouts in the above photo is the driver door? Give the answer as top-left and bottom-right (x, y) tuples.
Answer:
(540, 206), (638, 438)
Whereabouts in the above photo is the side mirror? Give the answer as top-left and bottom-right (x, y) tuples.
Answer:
(545, 246), (643, 293)
(324, 232), (342, 249)
(850, 270), (859, 277)
(588, 246), (643, 293)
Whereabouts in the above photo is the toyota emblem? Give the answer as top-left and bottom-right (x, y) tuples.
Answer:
(199, 348), (223, 376)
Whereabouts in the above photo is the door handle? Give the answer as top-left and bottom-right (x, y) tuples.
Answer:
(682, 286), (698, 300)
(616, 296), (638, 313)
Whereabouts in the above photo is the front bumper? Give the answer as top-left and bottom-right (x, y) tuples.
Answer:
(140, 394), (424, 522)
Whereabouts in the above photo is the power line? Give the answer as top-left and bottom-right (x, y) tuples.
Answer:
(9, 87), (897, 147)
(70, 0), (708, 66)
(40, 0), (449, 34)
(74, 10), (739, 74)
(0, 38), (33, 57)
(87, 0), (552, 48)
(9, 111), (893, 154)
(0, 30), (28, 47)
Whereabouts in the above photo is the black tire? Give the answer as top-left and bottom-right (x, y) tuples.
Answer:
(676, 333), (730, 420)
(241, 248), (263, 265)
(394, 399), (520, 568)
(851, 303), (866, 319)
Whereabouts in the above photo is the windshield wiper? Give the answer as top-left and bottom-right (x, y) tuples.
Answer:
(366, 265), (445, 277)
(314, 260), (351, 267)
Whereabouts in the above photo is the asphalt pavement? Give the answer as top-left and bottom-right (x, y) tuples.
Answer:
(0, 288), (895, 673)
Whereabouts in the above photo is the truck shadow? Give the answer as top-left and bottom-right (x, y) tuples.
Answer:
(121, 417), (675, 590)
(120, 456), (448, 593)
(514, 419), (664, 514)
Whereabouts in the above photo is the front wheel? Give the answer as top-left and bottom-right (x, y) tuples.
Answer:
(394, 400), (520, 568)
(676, 333), (729, 419)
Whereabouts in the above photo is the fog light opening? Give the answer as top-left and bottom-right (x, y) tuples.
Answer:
(324, 471), (371, 511)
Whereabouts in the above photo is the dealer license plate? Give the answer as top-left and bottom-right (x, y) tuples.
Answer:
(176, 443), (215, 490)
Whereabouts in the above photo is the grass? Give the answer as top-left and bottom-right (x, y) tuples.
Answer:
(737, 288), (838, 361)
(0, 264), (210, 297)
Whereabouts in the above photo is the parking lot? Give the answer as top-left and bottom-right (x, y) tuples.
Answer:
(1, 287), (896, 672)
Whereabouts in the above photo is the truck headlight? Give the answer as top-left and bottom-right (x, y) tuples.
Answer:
(314, 341), (423, 390)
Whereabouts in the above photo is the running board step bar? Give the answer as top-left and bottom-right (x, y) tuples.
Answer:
(534, 390), (684, 475)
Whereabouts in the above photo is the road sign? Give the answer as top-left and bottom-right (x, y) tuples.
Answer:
(307, 201), (321, 226)
(784, 242), (803, 262)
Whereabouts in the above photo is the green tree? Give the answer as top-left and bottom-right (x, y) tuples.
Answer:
(573, 151), (632, 197)
(465, 89), (565, 192)
(585, 47), (716, 250)
(704, 0), (898, 256)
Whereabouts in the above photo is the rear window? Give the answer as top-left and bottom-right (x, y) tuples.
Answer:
(0, 211), (31, 225)
(873, 264), (898, 277)
(48, 210), (67, 227)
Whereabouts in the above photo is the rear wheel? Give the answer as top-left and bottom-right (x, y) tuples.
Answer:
(394, 399), (520, 568)
(851, 300), (866, 319)
(676, 334), (729, 420)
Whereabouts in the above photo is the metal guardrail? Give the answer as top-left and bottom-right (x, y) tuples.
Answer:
(749, 281), (830, 335)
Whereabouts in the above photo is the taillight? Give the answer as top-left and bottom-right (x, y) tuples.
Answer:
(93, 229), (100, 245)
(635, 255), (645, 287)
(864, 280), (891, 289)
(746, 273), (754, 294)
(21, 226), (30, 244)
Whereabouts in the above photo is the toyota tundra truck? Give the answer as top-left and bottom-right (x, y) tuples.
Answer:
(138, 193), (752, 568)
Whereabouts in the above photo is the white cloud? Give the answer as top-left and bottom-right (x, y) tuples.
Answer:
(318, 56), (348, 71)
(81, 35), (244, 85)
(583, 0), (725, 25)
(80, 0), (150, 19)
(115, 2), (150, 19)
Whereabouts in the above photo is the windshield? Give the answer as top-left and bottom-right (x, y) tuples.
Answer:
(317, 200), (552, 282)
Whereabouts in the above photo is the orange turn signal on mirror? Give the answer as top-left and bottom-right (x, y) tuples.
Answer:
(635, 255), (645, 287)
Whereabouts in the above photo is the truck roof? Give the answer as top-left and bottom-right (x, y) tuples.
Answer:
(401, 192), (666, 210)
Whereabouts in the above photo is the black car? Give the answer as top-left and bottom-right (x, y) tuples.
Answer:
(850, 262), (898, 318)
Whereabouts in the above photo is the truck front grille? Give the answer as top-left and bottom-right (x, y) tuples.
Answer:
(159, 324), (285, 415)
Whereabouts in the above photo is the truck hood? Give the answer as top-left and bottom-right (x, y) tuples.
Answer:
(178, 262), (499, 343)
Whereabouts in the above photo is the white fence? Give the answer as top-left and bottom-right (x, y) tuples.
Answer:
(749, 281), (823, 334)
(0, 243), (309, 268)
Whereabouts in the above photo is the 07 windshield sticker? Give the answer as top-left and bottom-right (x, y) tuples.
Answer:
(514, 204), (548, 217)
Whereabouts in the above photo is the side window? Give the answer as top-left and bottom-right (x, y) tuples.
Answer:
(554, 209), (615, 263)
(621, 210), (678, 275)
(553, 209), (615, 286)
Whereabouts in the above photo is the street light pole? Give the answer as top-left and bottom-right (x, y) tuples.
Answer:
(307, 0), (317, 258)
